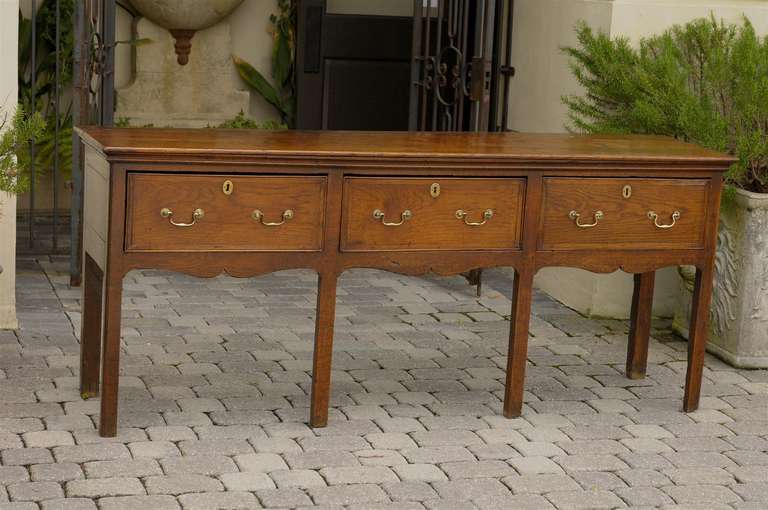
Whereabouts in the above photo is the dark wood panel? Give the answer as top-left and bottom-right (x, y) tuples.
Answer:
(296, 0), (413, 130)
(323, 60), (411, 130)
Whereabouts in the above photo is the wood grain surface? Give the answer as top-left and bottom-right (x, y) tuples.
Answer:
(77, 128), (733, 437)
(341, 178), (524, 251)
(126, 174), (326, 252)
(76, 127), (735, 165)
(539, 178), (709, 250)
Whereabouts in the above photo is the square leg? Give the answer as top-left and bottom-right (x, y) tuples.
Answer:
(684, 264), (714, 412)
(626, 271), (655, 379)
(98, 274), (123, 437)
(80, 253), (104, 399)
(310, 273), (338, 427)
(503, 269), (534, 418)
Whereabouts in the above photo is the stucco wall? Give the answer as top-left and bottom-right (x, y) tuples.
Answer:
(1, 0), (19, 329)
(509, 0), (768, 318)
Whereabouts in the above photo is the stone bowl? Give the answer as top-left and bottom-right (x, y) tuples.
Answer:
(130, 0), (245, 64)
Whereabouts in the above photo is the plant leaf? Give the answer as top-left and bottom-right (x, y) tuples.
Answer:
(233, 55), (284, 114)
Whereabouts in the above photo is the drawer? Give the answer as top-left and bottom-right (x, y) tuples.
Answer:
(539, 178), (709, 250)
(341, 177), (525, 251)
(126, 174), (326, 251)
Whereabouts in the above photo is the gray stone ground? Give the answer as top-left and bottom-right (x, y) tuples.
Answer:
(1, 255), (767, 510)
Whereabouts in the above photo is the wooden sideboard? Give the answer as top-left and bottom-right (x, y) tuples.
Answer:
(76, 127), (734, 437)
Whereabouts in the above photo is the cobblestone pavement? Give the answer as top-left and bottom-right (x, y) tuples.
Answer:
(2, 256), (766, 510)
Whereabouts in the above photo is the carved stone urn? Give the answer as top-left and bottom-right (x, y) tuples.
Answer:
(130, 0), (245, 64)
(673, 187), (768, 368)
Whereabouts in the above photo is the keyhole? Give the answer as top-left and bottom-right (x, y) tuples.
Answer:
(223, 180), (234, 195)
(622, 185), (632, 199)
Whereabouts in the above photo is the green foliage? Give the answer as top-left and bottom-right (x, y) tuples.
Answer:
(233, 0), (296, 128)
(563, 17), (768, 193)
(214, 111), (287, 130)
(114, 117), (132, 128)
(1, 106), (46, 196)
(18, 0), (75, 182)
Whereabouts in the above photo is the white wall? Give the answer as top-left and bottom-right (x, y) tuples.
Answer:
(509, 0), (768, 318)
(507, 0), (613, 133)
(0, 0), (19, 329)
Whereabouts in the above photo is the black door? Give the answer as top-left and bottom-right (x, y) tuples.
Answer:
(296, 0), (414, 130)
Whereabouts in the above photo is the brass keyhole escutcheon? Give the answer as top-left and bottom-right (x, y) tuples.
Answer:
(430, 182), (441, 198)
(622, 184), (632, 199)
(222, 180), (234, 195)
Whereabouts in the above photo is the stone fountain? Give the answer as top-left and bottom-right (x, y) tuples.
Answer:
(116, 0), (253, 127)
(130, 0), (245, 65)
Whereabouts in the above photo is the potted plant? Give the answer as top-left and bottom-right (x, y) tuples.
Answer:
(562, 16), (768, 367)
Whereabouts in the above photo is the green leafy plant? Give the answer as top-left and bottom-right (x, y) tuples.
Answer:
(563, 16), (768, 193)
(214, 111), (287, 130)
(1, 106), (46, 196)
(233, 0), (296, 128)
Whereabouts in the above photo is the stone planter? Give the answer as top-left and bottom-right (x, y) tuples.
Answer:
(673, 187), (768, 368)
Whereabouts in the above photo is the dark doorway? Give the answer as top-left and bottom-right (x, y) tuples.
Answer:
(295, 0), (414, 130)
(296, 0), (514, 133)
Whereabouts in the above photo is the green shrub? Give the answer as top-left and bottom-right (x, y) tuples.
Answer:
(563, 16), (768, 193)
(1, 106), (45, 196)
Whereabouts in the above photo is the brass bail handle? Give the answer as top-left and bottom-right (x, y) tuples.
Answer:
(373, 209), (412, 226)
(252, 209), (294, 226)
(648, 210), (681, 229)
(569, 210), (604, 228)
(160, 207), (204, 227)
(456, 208), (493, 226)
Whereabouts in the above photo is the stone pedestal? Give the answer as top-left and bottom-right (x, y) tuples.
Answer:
(674, 188), (768, 368)
(116, 17), (250, 127)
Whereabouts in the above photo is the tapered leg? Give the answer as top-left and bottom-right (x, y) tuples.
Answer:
(684, 263), (714, 412)
(98, 274), (123, 437)
(503, 269), (535, 418)
(626, 272), (655, 379)
(310, 272), (338, 427)
(465, 269), (483, 297)
(80, 254), (104, 399)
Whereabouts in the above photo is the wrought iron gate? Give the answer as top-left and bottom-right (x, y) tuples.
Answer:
(17, 0), (116, 285)
(409, 0), (514, 133)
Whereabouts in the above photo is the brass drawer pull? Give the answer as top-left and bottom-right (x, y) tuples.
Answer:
(160, 207), (204, 227)
(648, 210), (680, 229)
(456, 208), (493, 226)
(569, 210), (603, 228)
(252, 209), (294, 226)
(373, 209), (412, 226)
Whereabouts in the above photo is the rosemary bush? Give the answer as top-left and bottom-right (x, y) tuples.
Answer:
(563, 17), (768, 193)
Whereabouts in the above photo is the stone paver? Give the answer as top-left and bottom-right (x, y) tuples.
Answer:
(5, 257), (767, 509)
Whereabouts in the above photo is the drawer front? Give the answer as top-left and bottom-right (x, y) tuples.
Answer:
(341, 177), (525, 251)
(539, 178), (709, 250)
(126, 174), (326, 251)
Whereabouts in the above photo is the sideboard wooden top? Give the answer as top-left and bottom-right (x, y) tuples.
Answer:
(76, 127), (734, 167)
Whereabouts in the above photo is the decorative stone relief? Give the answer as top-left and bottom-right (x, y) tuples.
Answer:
(711, 209), (739, 339)
(115, 17), (250, 127)
(676, 187), (768, 368)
